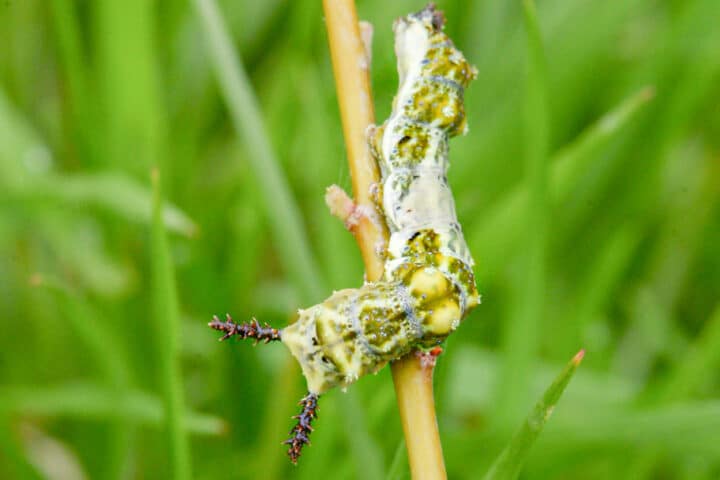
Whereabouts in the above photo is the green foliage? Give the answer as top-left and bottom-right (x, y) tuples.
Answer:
(1, 0), (719, 478)
(496, 0), (551, 427)
(150, 170), (192, 479)
(484, 350), (584, 480)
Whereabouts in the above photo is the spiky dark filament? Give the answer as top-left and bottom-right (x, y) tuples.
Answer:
(284, 392), (319, 464)
(208, 314), (282, 343)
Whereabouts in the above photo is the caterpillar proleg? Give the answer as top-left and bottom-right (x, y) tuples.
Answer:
(210, 4), (479, 463)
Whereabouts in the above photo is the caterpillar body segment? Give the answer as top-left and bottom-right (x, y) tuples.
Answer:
(210, 4), (479, 463)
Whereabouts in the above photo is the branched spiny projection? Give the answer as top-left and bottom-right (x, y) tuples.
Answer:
(284, 393), (319, 464)
(210, 4), (479, 463)
(208, 315), (281, 343)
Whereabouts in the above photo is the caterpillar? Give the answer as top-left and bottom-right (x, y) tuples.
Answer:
(210, 4), (479, 464)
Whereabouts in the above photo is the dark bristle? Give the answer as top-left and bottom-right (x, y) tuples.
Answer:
(208, 314), (282, 343)
(286, 392), (320, 464)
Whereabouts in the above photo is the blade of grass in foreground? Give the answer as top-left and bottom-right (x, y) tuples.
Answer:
(150, 169), (191, 480)
(484, 350), (585, 480)
(497, 0), (550, 427)
(0, 384), (226, 436)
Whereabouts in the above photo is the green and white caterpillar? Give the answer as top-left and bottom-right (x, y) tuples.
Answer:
(210, 4), (479, 463)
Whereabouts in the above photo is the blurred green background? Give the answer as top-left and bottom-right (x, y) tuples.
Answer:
(1, 0), (719, 478)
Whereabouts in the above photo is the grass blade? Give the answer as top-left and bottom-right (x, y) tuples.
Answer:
(10, 172), (198, 237)
(656, 303), (720, 402)
(150, 169), (192, 479)
(555, 225), (643, 356)
(468, 86), (654, 279)
(0, 89), (196, 237)
(496, 0), (550, 425)
(30, 275), (131, 479)
(484, 350), (585, 480)
(0, 384), (226, 436)
(193, 0), (324, 302)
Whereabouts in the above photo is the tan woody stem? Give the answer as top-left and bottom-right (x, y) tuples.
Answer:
(322, 1), (447, 478)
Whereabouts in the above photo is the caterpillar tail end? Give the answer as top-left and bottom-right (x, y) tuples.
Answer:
(208, 314), (282, 343)
(284, 392), (320, 464)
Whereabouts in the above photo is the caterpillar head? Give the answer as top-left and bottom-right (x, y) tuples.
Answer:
(393, 4), (477, 136)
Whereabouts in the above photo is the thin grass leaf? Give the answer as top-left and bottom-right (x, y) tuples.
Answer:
(0, 384), (226, 436)
(28, 213), (132, 297)
(555, 225), (643, 355)
(468, 86), (654, 279)
(657, 304), (720, 401)
(29, 274), (128, 384)
(446, 347), (637, 419)
(193, 0), (324, 302)
(613, 150), (720, 382)
(484, 350), (585, 480)
(48, 0), (99, 164)
(150, 169), (192, 479)
(0, 88), (196, 237)
(496, 0), (551, 426)
(10, 172), (198, 237)
(30, 274), (131, 479)
(625, 303), (720, 480)
(94, 0), (166, 174)
(541, 399), (720, 457)
(449, 399), (720, 474)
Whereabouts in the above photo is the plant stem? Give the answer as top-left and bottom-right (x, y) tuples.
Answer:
(322, 1), (446, 478)
(322, 0), (386, 280)
(391, 353), (447, 479)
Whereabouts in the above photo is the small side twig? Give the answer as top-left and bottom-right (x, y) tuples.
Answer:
(325, 184), (385, 236)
